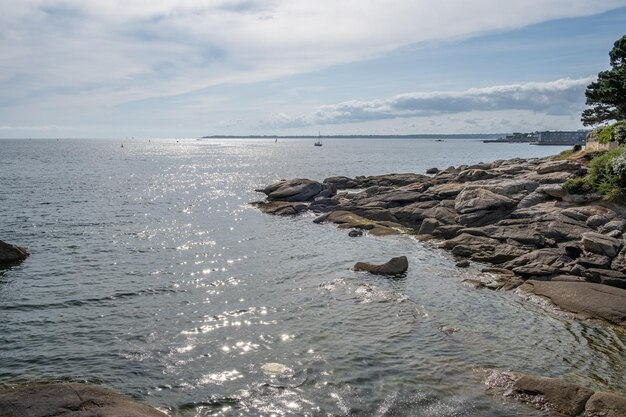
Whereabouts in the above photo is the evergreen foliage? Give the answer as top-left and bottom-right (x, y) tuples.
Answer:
(581, 35), (626, 126)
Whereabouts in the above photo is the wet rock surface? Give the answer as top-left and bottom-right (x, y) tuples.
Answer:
(0, 240), (30, 265)
(0, 383), (167, 417)
(252, 154), (626, 326)
(483, 370), (626, 417)
(353, 256), (409, 276)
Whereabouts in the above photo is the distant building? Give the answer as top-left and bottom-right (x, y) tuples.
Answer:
(483, 132), (534, 143)
(533, 131), (587, 146)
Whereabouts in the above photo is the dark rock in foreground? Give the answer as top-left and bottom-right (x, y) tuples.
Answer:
(0, 383), (166, 417)
(0, 240), (30, 264)
(354, 256), (408, 276)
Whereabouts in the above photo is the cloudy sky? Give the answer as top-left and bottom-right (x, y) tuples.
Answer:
(1, 1), (626, 138)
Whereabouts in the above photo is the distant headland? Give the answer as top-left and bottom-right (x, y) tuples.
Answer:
(200, 134), (503, 139)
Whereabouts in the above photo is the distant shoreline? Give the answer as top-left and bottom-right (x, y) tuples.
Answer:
(201, 134), (504, 139)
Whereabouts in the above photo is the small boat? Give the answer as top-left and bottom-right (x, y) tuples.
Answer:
(314, 132), (323, 146)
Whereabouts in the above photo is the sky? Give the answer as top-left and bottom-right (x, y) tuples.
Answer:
(1, 1), (626, 138)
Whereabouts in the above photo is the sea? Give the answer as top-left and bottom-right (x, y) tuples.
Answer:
(1, 138), (625, 416)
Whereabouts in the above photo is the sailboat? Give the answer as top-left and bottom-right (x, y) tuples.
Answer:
(314, 131), (323, 146)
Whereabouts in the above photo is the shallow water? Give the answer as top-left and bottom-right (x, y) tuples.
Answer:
(1, 138), (624, 416)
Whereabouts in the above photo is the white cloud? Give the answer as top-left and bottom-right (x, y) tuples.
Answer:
(264, 77), (593, 127)
(0, 0), (624, 109)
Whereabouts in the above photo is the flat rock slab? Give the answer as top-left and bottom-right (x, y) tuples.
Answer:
(0, 383), (166, 417)
(520, 281), (626, 326)
(354, 256), (408, 276)
(512, 375), (594, 416)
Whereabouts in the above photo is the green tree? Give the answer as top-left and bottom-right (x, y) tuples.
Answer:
(581, 34), (626, 126)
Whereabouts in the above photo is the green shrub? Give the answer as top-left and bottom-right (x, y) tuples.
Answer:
(587, 127), (601, 142)
(611, 120), (626, 144)
(573, 144), (582, 152)
(598, 125), (613, 144)
(564, 147), (626, 201)
(563, 177), (592, 194)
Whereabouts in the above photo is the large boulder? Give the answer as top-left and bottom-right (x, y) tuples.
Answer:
(512, 375), (594, 417)
(259, 178), (331, 202)
(454, 188), (516, 215)
(580, 232), (623, 258)
(0, 383), (167, 417)
(354, 256), (408, 276)
(0, 240), (29, 264)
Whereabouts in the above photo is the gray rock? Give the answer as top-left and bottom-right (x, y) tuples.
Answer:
(456, 169), (493, 182)
(442, 233), (526, 264)
(309, 197), (339, 212)
(611, 246), (626, 272)
(260, 178), (327, 202)
(562, 192), (603, 203)
(576, 254), (611, 269)
(0, 240), (30, 264)
(0, 383), (167, 417)
(426, 167), (439, 174)
(586, 214), (611, 230)
(537, 184), (566, 198)
(601, 219), (626, 233)
(516, 192), (549, 208)
(348, 229), (363, 237)
(519, 280), (626, 325)
(454, 188), (516, 214)
(354, 256), (408, 276)
(418, 218), (439, 235)
(585, 392), (626, 417)
(455, 260), (470, 268)
(323, 176), (360, 189)
(606, 230), (623, 239)
(512, 375), (594, 417)
(504, 248), (574, 277)
(251, 201), (308, 215)
(536, 160), (581, 174)
(581, 232), (622, 258)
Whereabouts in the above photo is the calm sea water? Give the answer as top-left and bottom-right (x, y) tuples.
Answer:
(1, 138), (624, 416)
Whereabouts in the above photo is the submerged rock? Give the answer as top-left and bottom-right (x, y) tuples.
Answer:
(0, 383), (166, 417)
(353, 256), (408, 276)
(0, 240), (30, 264)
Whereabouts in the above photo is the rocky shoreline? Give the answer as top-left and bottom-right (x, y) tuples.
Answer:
(251, 152), (626, 415)
(0, 383), (166, 417)
(252, 154), (626, 327)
